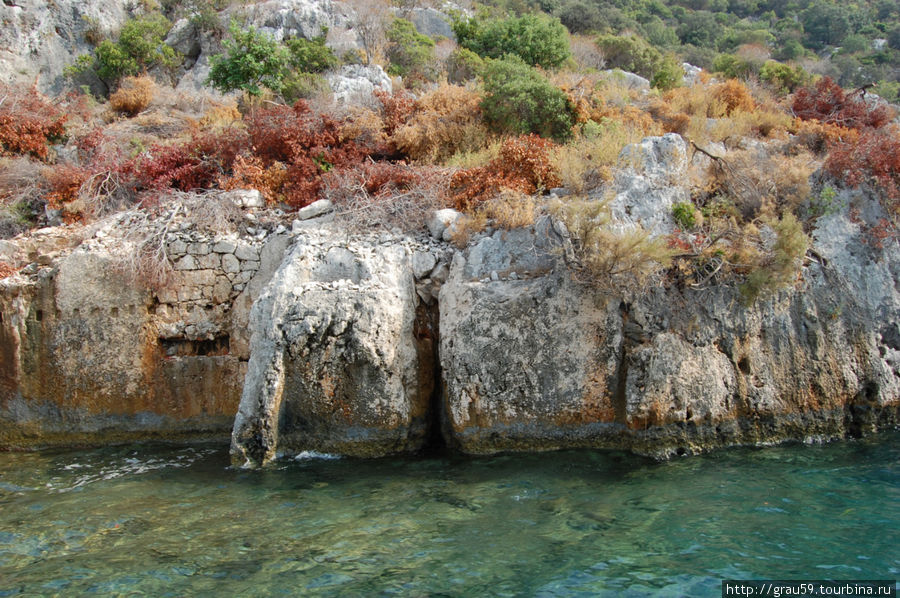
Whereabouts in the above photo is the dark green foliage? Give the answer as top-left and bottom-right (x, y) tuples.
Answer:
(385, 18), (435, 78)
(208, 22), (289, 96)
(595, 34), (666, 81)
(759, 60), (811, 92)
(672, 201), (696, 229)
(447, 48), (485, 83)
(480, 55), (575, 141)
(286, 33), (338, 73)
(554, 0), (604, 34)
(452, 13), (571, 69)
(67, 14), (179, 87)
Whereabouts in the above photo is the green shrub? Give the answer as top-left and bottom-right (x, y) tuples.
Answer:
(286, 33), (338, 73)
(650, 54), (684, 90)
(67, 13), (179, 87)
(452, 13), (571, 69)
(447, 48), (484, 83)
(480, 55), (575, 142)
(758, 60), (811, 92)
(672, 201), (696, 229)
(595, 34), (664, 81)
(385, 18), (435, 78)
(208, 22), (289, 96)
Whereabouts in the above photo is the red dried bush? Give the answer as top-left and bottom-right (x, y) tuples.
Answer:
(825, 128), (900, 202)
(793, 77), (895, 131)
(239, 101), (367, 207)
(374, 89), (416, 137)
(450, 134), (561, 211)
(0, 85), (67, 160)
(129, 127), (249, 193)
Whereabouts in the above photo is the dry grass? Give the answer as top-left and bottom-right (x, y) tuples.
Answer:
(110, 76), (156, 117)
(553, 121), (648, 191)
(392, 84), (490, 163)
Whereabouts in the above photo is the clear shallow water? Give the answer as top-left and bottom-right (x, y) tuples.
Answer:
(0, 433), (898, 597)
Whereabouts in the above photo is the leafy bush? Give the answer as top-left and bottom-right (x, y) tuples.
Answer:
(480, 55), (575, 142)
(450, 134), (560, 210)
(595, 34), (664, 81)
(453, 13), (571, 69)
(71, 14), (180, 86)
(446, 48), (485, 83)
(672, 201), (696, 229)
(208, 22), (289, 96)
(759, 60), (811, 93)
(0, 85), (68, 160)
(385, 18), (435, 79)
(792, 77), (896, 131)
(286, 33), (338, 74)
(109, 75), (155, 116)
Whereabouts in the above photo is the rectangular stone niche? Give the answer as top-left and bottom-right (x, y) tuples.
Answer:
(159, 335), (230, 357)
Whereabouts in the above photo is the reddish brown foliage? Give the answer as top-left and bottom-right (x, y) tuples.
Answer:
(374, 90), (416, 137)
(129, 127), (249, 193)
(825, 128), (900, 202)
(450, 134), (561, 211)
(0, 262), (18, 279)
(0, 85), (67, 160)
(236, 101), (368, 206)
(793, 77), (895, 131)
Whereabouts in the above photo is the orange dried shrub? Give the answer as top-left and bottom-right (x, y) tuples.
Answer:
(220, 155), (288, 204)
(790, 119), (859, 155)
(109, 76), (155, 117)
(374, 89), (416, 137)
(0, 84), (67, 160)
(450, 134), (560, 211)
(710, 79), (755, 116)
(391, 84), (490, 163)
(0, 262), (19, 279)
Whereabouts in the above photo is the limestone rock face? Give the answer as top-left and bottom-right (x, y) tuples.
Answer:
(439, 222), (625, 453)
(230, 230), (435, 466)
(610, 133), (691, 236)
(0, 0), (131, 93)
(439, 210), (900, 457)
(327, 64), (392, 105)
(236, 0), (352, 42)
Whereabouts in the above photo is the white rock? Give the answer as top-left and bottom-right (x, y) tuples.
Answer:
(296, 199), (334, 221)
(428, 209), (462, 240)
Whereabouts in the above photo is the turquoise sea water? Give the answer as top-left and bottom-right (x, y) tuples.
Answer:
(0, 432), (898, 597)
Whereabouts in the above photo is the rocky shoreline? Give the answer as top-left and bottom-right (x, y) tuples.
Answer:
(2, 138), (898, 464)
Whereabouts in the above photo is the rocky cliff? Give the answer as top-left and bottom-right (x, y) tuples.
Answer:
(1, 138), (898, 463)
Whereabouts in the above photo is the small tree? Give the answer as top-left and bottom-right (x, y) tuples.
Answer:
(286, 33), (338, 73)
(67, 13), (180, 89)
(480, 55), (575, 141)
(453, 13), (571, 69)
(385, 18), (435, 79)
(208, 22), (289, 96)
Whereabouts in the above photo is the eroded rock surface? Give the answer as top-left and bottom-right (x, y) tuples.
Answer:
(230, 229), (439, 466)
